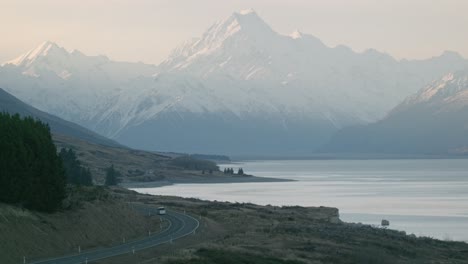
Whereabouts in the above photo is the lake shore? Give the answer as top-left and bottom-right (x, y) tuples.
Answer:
(131, 159), (468, 242)
(121, 174), (293, 188)
(3, 186), (467, 264)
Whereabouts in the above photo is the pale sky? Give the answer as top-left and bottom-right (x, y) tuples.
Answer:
(1, 0), (467, 64)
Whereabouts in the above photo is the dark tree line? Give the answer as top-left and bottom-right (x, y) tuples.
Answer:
(0, 113), (66, 212)
(224, 168), (244, 175)
(59, 148), (93, 186)
(105, 164), (120, 186)
(169, 156), (219, 171)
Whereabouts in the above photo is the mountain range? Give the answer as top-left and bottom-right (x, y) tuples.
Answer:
(321, 71), (468, 155)
(1, 9), (468, 155)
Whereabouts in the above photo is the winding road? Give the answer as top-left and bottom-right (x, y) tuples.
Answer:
(31, 205), (199, 264)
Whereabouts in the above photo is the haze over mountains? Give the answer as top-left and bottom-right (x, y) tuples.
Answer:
(322, 71), (468, 155)
(1, 9), (468, 156)
(0, 88), (121, 148)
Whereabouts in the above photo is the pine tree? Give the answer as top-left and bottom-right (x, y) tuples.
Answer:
(237, 168), (244, 175)
(81, 167), (93, 186)
(0, 113), (66, 212)
(105, 164), (120, 186)
(59, 148), (93, 186)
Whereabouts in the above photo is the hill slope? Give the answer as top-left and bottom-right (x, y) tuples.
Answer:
(0, 187), (163, 264)
(53, 133), (283, 185)
(0, 88), (121, 147)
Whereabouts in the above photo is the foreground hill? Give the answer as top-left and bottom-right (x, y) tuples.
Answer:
(0, 88), (121, 148)
(0, 187), (165, 264)
(2, 10), (468, 155)
(321, 71), (468, 155)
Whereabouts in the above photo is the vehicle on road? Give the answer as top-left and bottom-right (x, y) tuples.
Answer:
(31, 207), (199, 264)
(158, 207), (166, 215)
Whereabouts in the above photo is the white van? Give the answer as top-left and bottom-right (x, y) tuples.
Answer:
(157, 207), (166, 215)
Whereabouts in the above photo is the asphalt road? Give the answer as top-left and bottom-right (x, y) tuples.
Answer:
(31, 205), (199, 264)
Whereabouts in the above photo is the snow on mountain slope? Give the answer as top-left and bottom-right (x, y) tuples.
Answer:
(398, 72), (468, 108)
(321, 70), (468, 155)
(158, 10), (468, 124)
(3, 41), (157, 82)
(2, 10), (468, 155)
(0, 41), (157, 127)
(0, 87), (122, 148)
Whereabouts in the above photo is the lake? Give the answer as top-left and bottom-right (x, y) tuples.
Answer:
(132, 159), (468, 242)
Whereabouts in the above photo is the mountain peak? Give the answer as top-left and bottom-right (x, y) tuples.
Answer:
(290, 30), (303, 39)
(4, 41), (68, 67)
(226, 9), (274, 34)
(162, 9), (276, 69)
(439, 50), (464, 60)
(237, 8), (256, 15)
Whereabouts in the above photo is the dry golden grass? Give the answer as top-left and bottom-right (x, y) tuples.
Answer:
(0, 187), (167, 264)
(4, 187), (467, 264)
(101, 189), (468, 264)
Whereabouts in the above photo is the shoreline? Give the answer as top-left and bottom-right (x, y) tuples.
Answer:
(120, 175), (293, 188)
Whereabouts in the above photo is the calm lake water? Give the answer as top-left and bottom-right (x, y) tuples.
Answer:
(132, 159), (468, 242)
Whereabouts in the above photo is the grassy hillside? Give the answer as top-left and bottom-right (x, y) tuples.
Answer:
(53, 134), (281, 185)
(0, 187), (166, 264)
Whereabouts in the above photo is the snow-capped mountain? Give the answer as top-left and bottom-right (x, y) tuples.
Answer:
(3, 41), (157, 82)
(2, 10), (468, 155)
(395, 72), (468, 113)
(0, 41), (157, 128)
(158, 10), (468, 125)
(321, 70), (468, 155)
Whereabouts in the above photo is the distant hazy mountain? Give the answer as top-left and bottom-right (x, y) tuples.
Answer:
(0, 41), (157, 128)
(320, 71), (468, 155)
(2, 10), (468, 155)
(0, 88), (121, 148)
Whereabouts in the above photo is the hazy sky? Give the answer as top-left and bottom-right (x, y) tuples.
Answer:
(1, 0), (467, 64)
